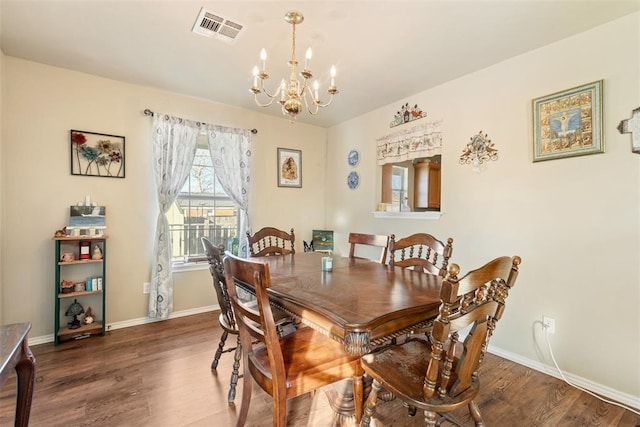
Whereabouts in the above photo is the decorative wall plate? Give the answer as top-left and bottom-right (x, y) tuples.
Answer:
(347, 149), (360, 167)
(347, 171), (360, 189)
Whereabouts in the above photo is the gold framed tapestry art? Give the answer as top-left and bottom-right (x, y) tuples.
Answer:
(532, 80), (604, 162)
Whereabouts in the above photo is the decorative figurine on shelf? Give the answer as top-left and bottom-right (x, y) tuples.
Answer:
(92, 245), (103, 260)
(60, 280), (74, 294)
(60, 252), (75, 262)
(65, 299), (85, 329)
(83, 306), (95, 325)
(54, 227), (67, 238)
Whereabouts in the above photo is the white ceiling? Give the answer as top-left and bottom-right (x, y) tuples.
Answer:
(1, 1), (638, 128)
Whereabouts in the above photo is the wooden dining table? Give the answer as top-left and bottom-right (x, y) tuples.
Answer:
(0, 323), (35, 427)
(244, 252), (443, 355)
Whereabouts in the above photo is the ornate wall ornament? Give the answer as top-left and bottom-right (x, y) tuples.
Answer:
(617, 107), (640, 154)
(390, 102), (427, 128)
(459, 130), (498, 172)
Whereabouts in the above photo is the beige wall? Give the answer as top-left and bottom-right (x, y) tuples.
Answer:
(326, 13), (640, 399)
(0, 57), (327, 336)
(0, 49), (4, 322)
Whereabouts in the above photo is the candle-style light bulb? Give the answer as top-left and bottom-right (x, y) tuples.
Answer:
(260, 48), (267, 71)
(313, 80), (319, 101)
(330, 65), (336, 87)
(280, 79), (286, 101)
(252, 66), (259, 87)
(305, 48), (312, 70)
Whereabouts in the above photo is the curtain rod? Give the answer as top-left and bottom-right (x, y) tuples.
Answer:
(143, 109), (257, 134)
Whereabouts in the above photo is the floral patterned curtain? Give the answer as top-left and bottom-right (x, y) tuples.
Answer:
(149, 113), (199, 318)
(205, 125), (251, 257)
(376, 120), (443, 165)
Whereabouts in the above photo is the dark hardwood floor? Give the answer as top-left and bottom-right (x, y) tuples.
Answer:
(1, 312), (638, 426)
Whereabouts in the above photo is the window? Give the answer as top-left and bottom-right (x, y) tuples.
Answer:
(391, 165), (409, 207)
(167, 136), (239, 264)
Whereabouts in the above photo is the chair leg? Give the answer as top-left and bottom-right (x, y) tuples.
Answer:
(273, 393), (288, 427)
(353, 374), (364, 425)
(212, 330), (229, 372)
(236, 357), (252, 427)
(228, 334), (242, 403)
(405, 403), (417, 416)
(468, 400), (485, 427)
(361, 379), (381, 427)
(424, 410), (438, 427)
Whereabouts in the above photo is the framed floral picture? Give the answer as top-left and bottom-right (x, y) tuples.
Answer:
(70, 130), (125, 178)
(277, 148), (301, 188)
(532, 80), (604, 162)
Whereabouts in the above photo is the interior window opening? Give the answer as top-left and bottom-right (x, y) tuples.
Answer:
(381, 155), (441, 212)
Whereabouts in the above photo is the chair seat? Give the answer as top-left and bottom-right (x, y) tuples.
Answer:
(361, 339), (479, 412)
(248, 325), (361, 397)
(219, 304), (295, 336)
(242, 300), (297, 337)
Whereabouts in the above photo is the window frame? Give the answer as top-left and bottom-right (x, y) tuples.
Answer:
(170, 136), (239, 270)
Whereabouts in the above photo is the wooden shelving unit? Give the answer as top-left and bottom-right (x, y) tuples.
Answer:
(53, 235), (108, 345)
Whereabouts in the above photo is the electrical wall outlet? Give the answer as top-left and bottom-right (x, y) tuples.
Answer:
(143, 282), (150, 294)
(543, 316), (555, 334)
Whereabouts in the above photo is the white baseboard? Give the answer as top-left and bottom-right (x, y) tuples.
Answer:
(488, 344), (640, 411)
(28, 305), (219, 346)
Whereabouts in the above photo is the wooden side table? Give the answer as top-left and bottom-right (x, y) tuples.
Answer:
(0, 323), (35, 427)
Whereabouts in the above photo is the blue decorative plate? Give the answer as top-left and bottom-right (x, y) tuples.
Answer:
(347, 171), (359, 189)
(347, 150), (360, 167)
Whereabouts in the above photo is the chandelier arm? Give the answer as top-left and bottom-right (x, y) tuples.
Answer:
(301, 90), (320, 115)
(313, 92), (337, 108)
(253, 93), (279, 108)
(259, 77), (283, 100)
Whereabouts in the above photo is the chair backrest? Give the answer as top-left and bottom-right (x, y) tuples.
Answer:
(201, 237), (235, 328)
(389, 233), (453, 276)
(222, 253), (286, 391)
(246, 227), (295, 257)
(348, 232), (390, 264)
(424, 256), (521, 400)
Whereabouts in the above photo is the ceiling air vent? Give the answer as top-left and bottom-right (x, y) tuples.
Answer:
(192, 7), (243, 44)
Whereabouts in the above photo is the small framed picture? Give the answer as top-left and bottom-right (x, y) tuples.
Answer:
(532, 80), (604, 162)
(277, 148), (302, 188)
(70, 130), (125, 178)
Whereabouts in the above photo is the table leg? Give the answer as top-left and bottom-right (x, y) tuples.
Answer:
(14, 340), (35, 427)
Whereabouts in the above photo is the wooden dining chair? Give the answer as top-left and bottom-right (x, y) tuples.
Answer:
(361, 255), (521, 427)
(348, 232), (390, 264)
(389, 233), (454, 276)
(222, 253), (364, 427)
(201, 237), (242, 403)
(246, 227), (295, 257)
(202, 237), (296, 404)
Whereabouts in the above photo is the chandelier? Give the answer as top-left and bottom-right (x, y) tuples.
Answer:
(250, 11), (338, 121)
